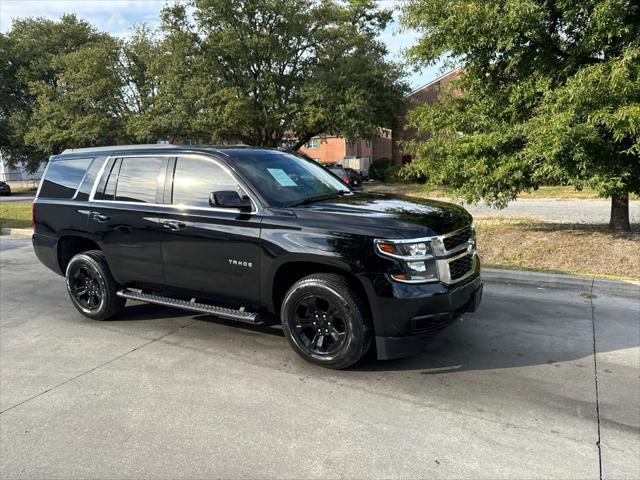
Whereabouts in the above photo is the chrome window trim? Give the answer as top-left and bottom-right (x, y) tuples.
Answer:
(71, 158), (97, 200)
(88, 152), (259, 215)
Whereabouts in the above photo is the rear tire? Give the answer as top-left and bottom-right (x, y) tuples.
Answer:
(281, 273), (372, 369)
(65, 250), (125, 320)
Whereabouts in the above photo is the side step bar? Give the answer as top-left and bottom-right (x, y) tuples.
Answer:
(117, 289), (261, 324)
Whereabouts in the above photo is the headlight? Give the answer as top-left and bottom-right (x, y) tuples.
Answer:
(375, 239), (439, 283)
(375, 241), (432, 259)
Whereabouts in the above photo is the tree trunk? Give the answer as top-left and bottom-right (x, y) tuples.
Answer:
(609, 191), (631, 232)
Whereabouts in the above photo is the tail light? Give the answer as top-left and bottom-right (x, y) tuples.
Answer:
(343, 177), (349, 184)
(32, 202), (36, 230)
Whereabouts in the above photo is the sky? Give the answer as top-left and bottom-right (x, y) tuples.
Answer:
(0, 0), (444, 90)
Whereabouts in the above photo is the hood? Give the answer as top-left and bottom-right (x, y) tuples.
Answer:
(293, 192), (472, 237)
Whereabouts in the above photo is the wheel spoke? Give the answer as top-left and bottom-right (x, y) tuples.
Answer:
(330, 328), (344, 343)
(75, 288), (87, 297)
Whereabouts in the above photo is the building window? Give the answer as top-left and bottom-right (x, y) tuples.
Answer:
(305, 139), (320, 149)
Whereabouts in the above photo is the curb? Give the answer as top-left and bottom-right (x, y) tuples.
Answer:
(483, 268), (639, 299)
(0, 228), (32, 237)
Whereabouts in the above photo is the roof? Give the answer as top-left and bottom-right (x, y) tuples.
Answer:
(406, 67), (462, 98)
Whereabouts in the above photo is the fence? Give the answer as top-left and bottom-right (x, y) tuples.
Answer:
(0, 171), (42, 190)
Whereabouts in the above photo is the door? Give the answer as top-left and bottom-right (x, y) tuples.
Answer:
(87, 155), (168, 286)
(158, 154), (261, 306)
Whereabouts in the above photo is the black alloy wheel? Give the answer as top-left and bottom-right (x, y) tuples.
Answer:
(281, 273), (372, 369)
(65, 250), (125, 320)
(68, 263), (104, 312)
(291, 294), (348, 356)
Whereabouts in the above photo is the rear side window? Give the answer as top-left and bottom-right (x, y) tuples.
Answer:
(171, 156), (243, 208)
(95, 157), (165, 203)
(39, 158), (94, 199)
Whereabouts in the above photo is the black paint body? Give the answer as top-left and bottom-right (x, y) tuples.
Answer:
(32, 146), (482, 360)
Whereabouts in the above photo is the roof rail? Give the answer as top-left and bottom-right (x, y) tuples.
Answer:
(60, 143), (255, 154)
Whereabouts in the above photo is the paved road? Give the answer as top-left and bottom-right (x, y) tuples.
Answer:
(1, 236), (638, 479)
(0, 194), (34, 204)
(461, 198), (640, 224)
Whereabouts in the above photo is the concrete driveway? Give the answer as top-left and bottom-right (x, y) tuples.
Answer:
(0, 236), (638, 479)
(0, 194), (35, 204)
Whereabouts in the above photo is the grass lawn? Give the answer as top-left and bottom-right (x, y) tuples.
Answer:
(365, 182), (638, 200)
(0, 203), (32, 229)
(475, 218), (640, 281)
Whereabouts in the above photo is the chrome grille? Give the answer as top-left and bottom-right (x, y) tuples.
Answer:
(443, 226), (473, 252)
(449, 254), (474, 281)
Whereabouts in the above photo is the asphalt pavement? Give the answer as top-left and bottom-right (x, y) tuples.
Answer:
(461, 198), (640, 224)
(0, 194), (35, 204)
(0, 236), (638, 479)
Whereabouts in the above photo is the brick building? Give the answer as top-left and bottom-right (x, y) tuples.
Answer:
(393, 67), (463, 164)
(298, 128), (392, 165)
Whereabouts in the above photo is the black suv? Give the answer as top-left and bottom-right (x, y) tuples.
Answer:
(32, 145), (482, 369)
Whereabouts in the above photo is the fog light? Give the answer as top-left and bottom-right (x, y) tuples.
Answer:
(407, 261), (427, 273)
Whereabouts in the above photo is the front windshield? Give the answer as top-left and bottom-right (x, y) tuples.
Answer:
(229, 150), (351, 207)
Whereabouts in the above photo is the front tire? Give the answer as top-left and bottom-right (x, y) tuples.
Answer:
(65, 250), (125, 320)
(281, 274), (372, 369)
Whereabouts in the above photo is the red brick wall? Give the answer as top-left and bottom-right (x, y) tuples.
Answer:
(299, 137), (345, 163)
(298, 129), (393, 164)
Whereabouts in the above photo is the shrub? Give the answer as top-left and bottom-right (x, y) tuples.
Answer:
(369, 158), (392, 180)
(383, 165), (403, 183)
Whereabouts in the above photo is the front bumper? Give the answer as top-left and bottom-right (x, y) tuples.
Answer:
(359, 258), (482, 360)
(375, 280), (482, 360)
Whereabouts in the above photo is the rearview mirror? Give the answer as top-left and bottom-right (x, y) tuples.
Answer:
(209, 191), (252, 211)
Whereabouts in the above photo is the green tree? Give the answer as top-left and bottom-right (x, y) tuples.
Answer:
(156, 0), (406, 147)
(26, 37), (129, 152)
(0, 15), (109, 171)
(401, 0), (639, 231)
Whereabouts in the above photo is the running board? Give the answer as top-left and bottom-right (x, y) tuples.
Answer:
(116, 289), (261, 324)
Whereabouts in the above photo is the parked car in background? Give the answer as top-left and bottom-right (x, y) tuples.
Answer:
(345, 168), (364, 187)
(0, 181), (11, 196)
(325, 164), (363, 190)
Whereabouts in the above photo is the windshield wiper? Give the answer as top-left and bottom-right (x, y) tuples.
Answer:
(288, 191), (350, 207)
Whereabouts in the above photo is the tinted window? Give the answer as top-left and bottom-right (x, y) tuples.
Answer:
(39, 158), (94, 199)
(328, 166), (347, 177)
(75, 157), (105, 200)
(113, 157), (164, 203)
(172, 156), (242, 207)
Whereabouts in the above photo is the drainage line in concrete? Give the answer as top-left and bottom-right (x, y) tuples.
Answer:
(589, 277), (603, 480)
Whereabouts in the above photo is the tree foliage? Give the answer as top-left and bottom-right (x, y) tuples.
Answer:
(0, 15), (109, 171)
(1, 0), (406, 171)
(401, 0), (640, 230)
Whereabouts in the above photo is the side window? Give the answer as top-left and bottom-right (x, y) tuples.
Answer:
(112, 157), (165, 203)
(172, 156), (243, 208)
(39, 158), (94, 199)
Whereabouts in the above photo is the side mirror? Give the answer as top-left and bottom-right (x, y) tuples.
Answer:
(209, 190), (252, 211)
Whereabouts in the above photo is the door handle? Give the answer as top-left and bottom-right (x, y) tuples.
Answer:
(91, 213), (110, 223)
(161, 221), (186, 231)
